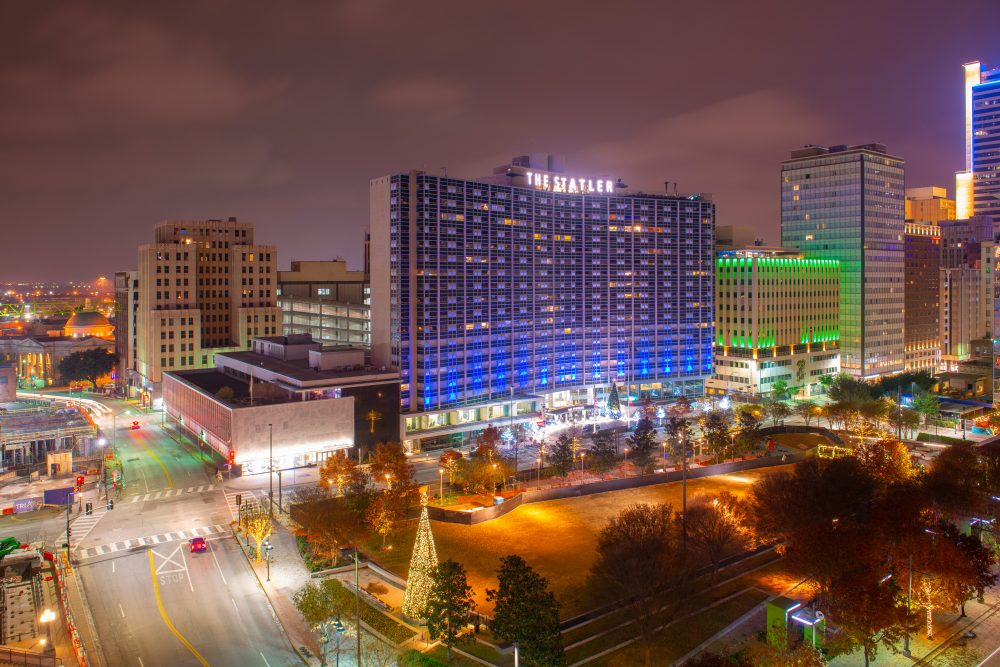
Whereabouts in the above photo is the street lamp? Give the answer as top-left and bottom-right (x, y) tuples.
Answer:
(384, 472), (392, 490)
(437, 468), (444, 500)
(39, 608), (55, 653)
(332, 617), (346, 667)
(580, 451), (586, 473)
(263, 538), (274, 582)
(535, 457), (541, 482)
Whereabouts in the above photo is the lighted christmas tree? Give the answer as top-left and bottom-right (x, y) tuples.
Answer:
(402, 487), (438, 619)
(607, 382), (622, 420)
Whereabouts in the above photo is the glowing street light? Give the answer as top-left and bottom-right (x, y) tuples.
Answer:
(437, 468), (444, 499)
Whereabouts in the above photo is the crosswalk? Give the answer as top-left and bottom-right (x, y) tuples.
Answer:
(129, 484), (216, 503)
(57, 509), (108, 547)
(223, 489), (260, 521)
(76, 524), (230, 560)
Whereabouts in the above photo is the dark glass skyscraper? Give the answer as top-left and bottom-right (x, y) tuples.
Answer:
(370, 156), (715, 447)
(780, 144), (905, 379)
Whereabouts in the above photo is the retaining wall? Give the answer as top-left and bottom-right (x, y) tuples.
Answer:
(429, 451), (808, 525)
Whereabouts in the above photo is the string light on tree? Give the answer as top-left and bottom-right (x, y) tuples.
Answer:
(402, 486), (438, 619)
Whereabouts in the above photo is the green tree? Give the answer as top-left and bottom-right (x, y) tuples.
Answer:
(57, 348), (117, 389)
(547, 434), (575, 478)
(762, 399), (790, 427)
(817, 373), (834, 393)
(293, 579), (355, 666)
(487, 555), (564, 667)
(770, 379), (789, 400)
(425, 559), (474, 664)
(606, 383), (622, 420)
(734, 405), (763, 455)
(663, 416), (691, 465)
(587, 430), (617, 472)
(627, 417), (658, 473)
(699, 409), (731, 463)
(912, 392), (940, 430)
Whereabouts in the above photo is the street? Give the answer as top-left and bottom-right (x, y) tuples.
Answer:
(31, 395), (301, 667)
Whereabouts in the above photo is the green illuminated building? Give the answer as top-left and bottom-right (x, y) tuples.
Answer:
(707, 247), (840, 399)
(781, 144), (905, 379)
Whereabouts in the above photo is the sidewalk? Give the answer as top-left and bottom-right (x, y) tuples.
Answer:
(692, 580), (1000, 666)
(55, 553), (103, 667)
(237, 519), (322, 665)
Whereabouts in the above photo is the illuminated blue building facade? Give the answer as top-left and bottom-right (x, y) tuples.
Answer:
(370, 157), (714, 445)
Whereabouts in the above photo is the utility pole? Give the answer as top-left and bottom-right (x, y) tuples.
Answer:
(681, 432), (688, 549)
(268, 423), (274, 519)
(904, 552), (912, 656)
(355, 550), (362, 666)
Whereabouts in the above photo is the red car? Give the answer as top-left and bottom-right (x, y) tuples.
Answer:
(189, 537), (207, 553)
(130, 421), (140, 430)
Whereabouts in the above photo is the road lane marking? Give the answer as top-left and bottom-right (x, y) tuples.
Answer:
(119, 603), (125, 618)
(260, 651), (271, 666)
(138, 659), (144, 667)
(231, 597), (238, 613)
(111, 561), (115, 573)
(210, 545), (227, 586)
(135, 437), (173, 489)
(78, 525), (228, 560)
(140, 467), (149, 493)
(180, 546), (194, 594)
(147, 550), (210, 667)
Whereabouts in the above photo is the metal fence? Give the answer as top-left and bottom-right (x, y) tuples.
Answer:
(0, 645), (62, 666)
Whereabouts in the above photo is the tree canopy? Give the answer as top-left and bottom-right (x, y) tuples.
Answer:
(58, 348), (117, 389)
(486, 555), (564, 667)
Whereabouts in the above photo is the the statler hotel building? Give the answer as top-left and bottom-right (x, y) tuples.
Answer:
(370, 155), (715, 449)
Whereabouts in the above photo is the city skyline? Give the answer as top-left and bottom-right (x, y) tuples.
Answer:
(1, 1), (998, 281)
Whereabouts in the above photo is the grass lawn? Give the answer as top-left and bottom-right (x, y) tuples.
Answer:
(424, 643), (512, 666)
(768, 432), (832, 451)
(587, 588), (770, 666)
(367, 465), (795, 618)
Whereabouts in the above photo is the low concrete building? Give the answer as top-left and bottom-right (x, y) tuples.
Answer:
(163, 334), (399, 474)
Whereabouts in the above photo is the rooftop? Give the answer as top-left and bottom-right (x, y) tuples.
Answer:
(219, 350), (389, 385)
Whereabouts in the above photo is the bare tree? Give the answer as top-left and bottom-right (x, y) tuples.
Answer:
(685, 493), (754, 579)
(588, 503), (692, 666)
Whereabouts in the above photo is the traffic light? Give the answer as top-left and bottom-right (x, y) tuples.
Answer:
(107, 499), (114, 511)
(228, 450), (236, 466)
(75, 475), (85, 489)
(236, 494), (242, 507)
(85, 502), (92, 516)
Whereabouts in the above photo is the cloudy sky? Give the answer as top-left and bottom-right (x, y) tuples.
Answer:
(1, 0), (997, 281)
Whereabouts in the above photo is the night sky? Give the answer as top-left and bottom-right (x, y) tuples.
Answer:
(2, 1), (998, 282)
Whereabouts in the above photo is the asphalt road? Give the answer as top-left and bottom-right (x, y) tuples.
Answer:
(60, 397), (301, 667)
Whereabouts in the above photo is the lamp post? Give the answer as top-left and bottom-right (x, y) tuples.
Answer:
(384, 473), (392, 491)
(39, 608), (55, 654)
(438, 468), (444, 500)
(580, 451), (586, 473)
(263, 538), (273, 582)
(268, 423), (274, 519)
(97, 437), (107, 499)
(535, 457), (541, 482)
(332, 617), (346, 667)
